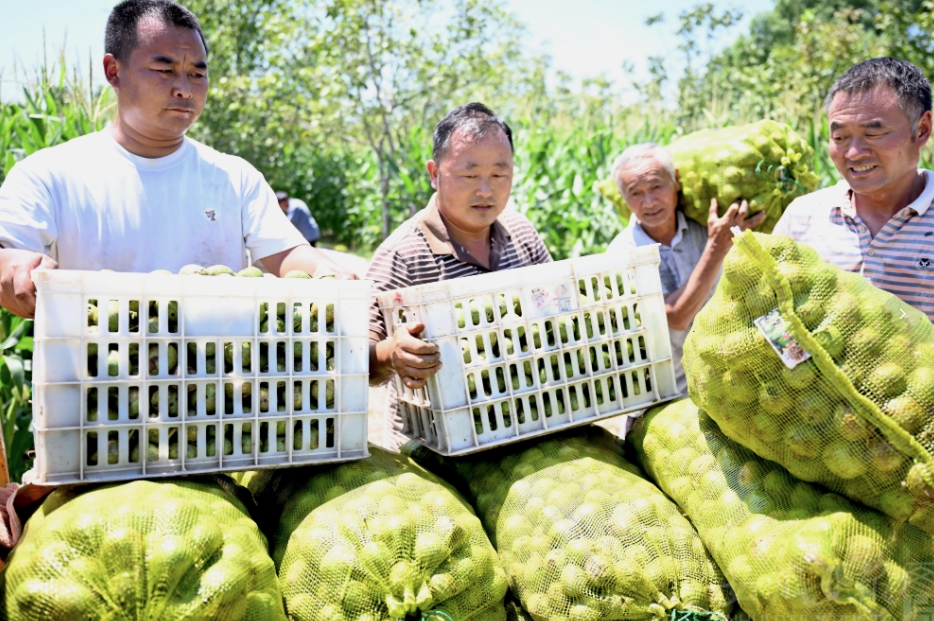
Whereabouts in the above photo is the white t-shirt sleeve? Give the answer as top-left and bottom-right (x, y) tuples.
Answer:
(239, 164), (307, 261)
(0, 160), (57, 255)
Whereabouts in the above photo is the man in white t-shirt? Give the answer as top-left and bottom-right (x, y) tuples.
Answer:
(0, 0), (353, 319)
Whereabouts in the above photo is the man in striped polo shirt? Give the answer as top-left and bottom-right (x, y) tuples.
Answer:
(773, 58), (934, 321)
(367, 103), (552, 449)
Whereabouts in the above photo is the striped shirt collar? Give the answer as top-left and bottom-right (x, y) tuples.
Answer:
(834, 169), (934, 219)
(419, 193), (512, 268)
(628, 210), (690, 249)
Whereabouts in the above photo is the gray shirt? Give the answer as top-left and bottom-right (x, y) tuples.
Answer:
(607, 211), (718, 394)
(285, 198), (320, 243)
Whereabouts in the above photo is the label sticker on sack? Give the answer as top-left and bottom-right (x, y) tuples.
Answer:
(754, 308), (811, 369)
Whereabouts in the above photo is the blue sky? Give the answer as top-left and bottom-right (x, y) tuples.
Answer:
(0, 0), (774, 102)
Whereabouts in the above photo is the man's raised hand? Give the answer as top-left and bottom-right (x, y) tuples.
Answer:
(707, 198), (768, 256)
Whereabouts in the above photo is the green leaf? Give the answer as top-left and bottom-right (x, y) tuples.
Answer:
(0, 318), (29, 351)
(2, 355), (26, 395)
(3, 151), (15, 177)
(8, 422), (34, 484)
(14, 337), (33, 352)
(28, 114), (47, 144)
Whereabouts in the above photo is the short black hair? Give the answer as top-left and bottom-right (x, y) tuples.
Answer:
(432, 102), (514, 163)
(105, 0), (207, 63)
(826, 58), (932, 127)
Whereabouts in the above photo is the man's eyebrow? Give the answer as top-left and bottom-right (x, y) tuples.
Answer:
(493, 161), (511, 169)
(151, 54), (176, 64)
(193, 60), (208, 70)
(626, 175), (663, 188)
(830, 120), (885, 131)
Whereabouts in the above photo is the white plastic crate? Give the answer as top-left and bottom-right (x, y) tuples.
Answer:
(27, 269), (370, 485)
(376, 246), (678, 455)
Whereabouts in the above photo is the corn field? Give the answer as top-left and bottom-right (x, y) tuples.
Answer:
(2, 1), (934, 481)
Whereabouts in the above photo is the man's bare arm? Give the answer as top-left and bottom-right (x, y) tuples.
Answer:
(665, 199), (765, 330)
(259, 244), (359, 279)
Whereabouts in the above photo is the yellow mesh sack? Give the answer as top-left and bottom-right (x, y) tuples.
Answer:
(629, 399), (934, 620)
(595, 120), (820, 234)
(274, 447), (508, 621)
(409, 429), (734, 621)
(0, 478), (286, 621)
(683, 231), (934, 533)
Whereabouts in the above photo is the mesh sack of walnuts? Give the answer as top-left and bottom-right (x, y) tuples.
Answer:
(683, 231), (934, 534)
(629, 399), (934, 620)
(595, 120), (819, 234)
(409, 429), (733, 621)
(0, 478), (285, 621)
(274, 447), (508, 621)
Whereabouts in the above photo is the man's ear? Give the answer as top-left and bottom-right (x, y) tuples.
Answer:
(673, 168), (681, 192)
(916, 110), (933, 149)
(103, 54), (121, 88)
(426, 160), (440, 191)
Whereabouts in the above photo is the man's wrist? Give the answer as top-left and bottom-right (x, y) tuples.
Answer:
(369, 339), (394, 385)
(704, 238), (730, 261)
(373, 338), (390, 365)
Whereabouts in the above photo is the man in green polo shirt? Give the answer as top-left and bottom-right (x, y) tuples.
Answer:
(366, 102), (552, 449)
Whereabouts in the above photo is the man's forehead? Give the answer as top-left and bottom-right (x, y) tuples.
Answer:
(445, 129), (513, 166)
(829, 85), (902, 118)
(449, 126), (510, 148)
(134, 16), (206, 58)
(620, 157), (669, 182)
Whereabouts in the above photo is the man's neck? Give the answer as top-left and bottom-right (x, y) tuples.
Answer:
(853, 169), (925, 238)
(110, 115), (186, 159)
(640, 217), (678, 247)
(439, 212), (492, 267)
(441, 215), (490, 246)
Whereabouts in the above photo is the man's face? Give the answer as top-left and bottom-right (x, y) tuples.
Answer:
(618, 157), (680, 231)
(828, 85), (932, 196)
(109, 17), (208, 141)
(278, 199), (289, 212)
(428, 127), (514, 235)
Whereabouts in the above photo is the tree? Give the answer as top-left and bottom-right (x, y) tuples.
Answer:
(878, 0), (934, 78)
(184, 0), (313, 179)
(739, 0), (879, 62)
(306, 0), (533, 237)
(185, 0), (537, 241)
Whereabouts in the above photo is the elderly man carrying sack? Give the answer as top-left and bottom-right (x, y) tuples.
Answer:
(605, 144), (764, 394)
(367, 102), (552, 450)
